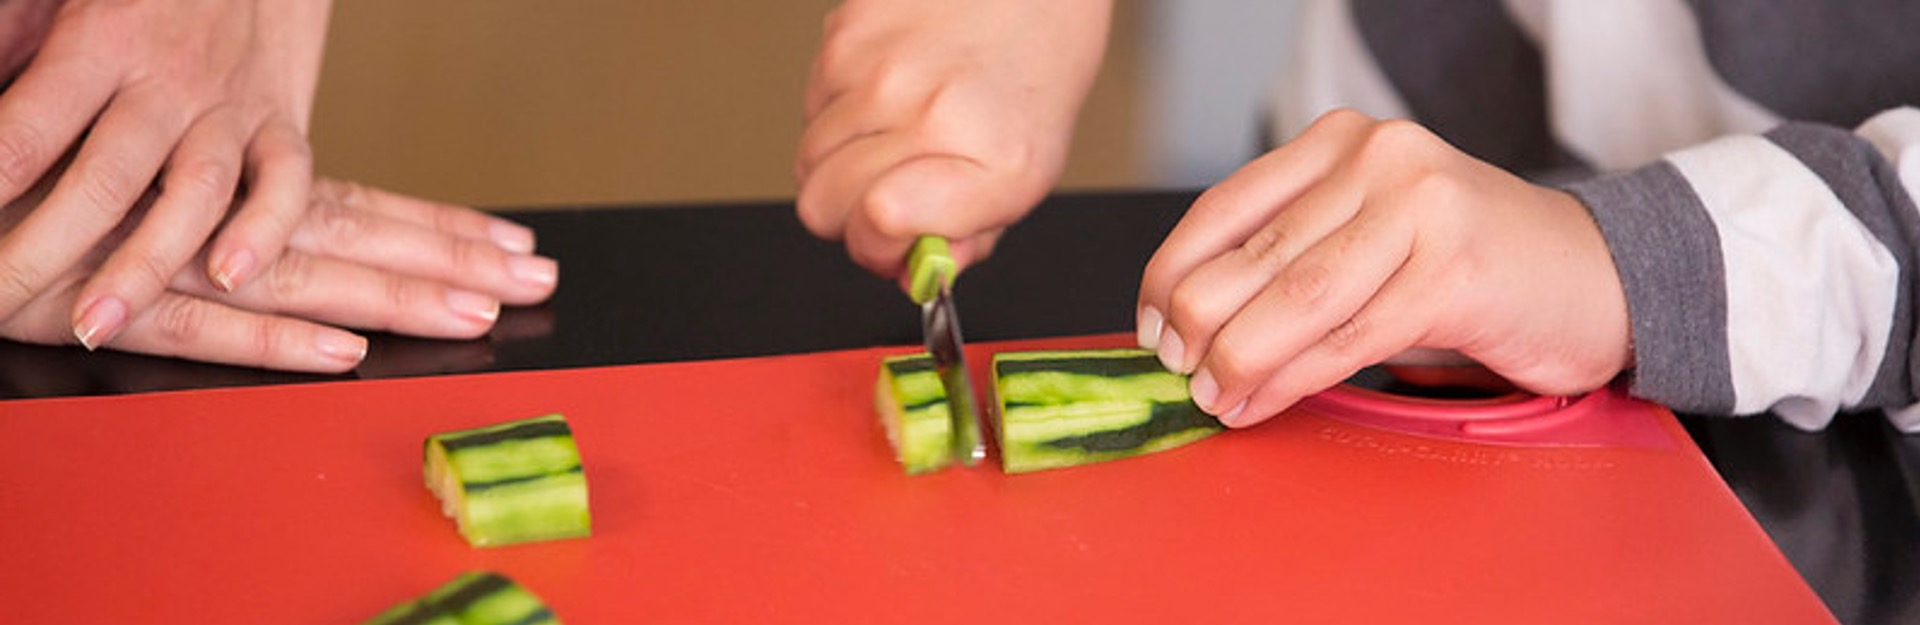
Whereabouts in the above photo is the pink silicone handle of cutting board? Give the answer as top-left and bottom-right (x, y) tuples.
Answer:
(1298, 384), (1674, 449)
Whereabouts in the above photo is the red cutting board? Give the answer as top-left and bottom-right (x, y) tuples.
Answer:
(0, 334), (1832, 624)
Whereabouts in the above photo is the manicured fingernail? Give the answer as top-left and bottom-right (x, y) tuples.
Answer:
(489, 220), (537, 254)
(73, 296), (128, 351)
(1137, 306), (1164, 349)
(446, 290), (500, 323)
(213, 250), (257, 292)
(316, 331), (369, 364)
(507, 254), (559, 288)
(1157, 329), (1187, 373)
(1190, 367), (1220, 412)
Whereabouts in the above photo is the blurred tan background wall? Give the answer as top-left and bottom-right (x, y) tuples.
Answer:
(310, 1), (1148, 210)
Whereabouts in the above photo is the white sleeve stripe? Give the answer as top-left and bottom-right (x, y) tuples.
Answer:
(1268, 0), (1410, 141)
(1665, 135), (1902, 429)
(1526, 0), (1778, 172)
(1850, 107), (1920, 431)
(1856, 107), (1920, 217)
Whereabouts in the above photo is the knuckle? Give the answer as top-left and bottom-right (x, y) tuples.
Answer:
(445, 236), (493, 275)
(1358, 118), (1439, 161)
(248, 318), (286, 368)
(259, 135), (315, 172)
(814, 25), (855, 75)
(1277, 261), (1335, 308)
(792, 186), (844, 240)
(1404, 169), (1467, 214)
(122, 248), (178, 293)
(1321, 315), (1370, 355)
(0, 123), (46, 191)
(429, 202), (471, 236)
(311, 177), (348, 205)
(334, 179), (369, 208)
(867, 56), (930, 106)
(1205, 338), (1264, 388)
(74, 156), (145, 217)
(1372, 117), (1434, 144)
(1165, 279), (1228, 337)
(1241, 225), (1292, 270)
(0, 256), (46, 308)
(149, 296), (209, 346)
(167, 156), (239, 203)
(263, 252), (315, 304)
(312, 200), (371, 246)
(861, 187), (919, 239)
(384, 274), (419, 313)
(1309, 108), (1374, 136)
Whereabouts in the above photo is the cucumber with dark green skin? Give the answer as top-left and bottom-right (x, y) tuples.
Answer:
(424, 414), (591, 547)
(992, 349), (1224, 473)
(362, 571), (560, 625)
(876, 353), (959, 474)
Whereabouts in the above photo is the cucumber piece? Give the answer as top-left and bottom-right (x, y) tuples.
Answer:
(362, 570), (560, 625)
(876, 353), (959, 474)
(424, 414), (591, 547)
(992, 348), (1224, 473)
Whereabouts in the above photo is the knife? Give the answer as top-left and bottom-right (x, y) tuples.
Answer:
(907, 235), (986, 466)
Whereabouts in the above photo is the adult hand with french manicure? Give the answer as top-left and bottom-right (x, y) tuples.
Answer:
(1136, 109), (1634, 427)
(795, 0), (1112, 287)
(0, 177), (558, 373)
(0, 0), (334, 353)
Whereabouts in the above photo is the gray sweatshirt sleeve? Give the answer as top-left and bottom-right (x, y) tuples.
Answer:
(1567, 110), (1920, 431)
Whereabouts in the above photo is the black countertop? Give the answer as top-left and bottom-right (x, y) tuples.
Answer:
(2, 190), (1914, 624)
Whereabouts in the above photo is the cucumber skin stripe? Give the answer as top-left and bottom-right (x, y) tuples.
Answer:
(437, 419), (572, 451)
(993, 349), (1225, 474)
(362, 571), (561, 625)
(425, 414), (592, 548)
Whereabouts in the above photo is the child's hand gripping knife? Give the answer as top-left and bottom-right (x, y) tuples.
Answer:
(795, 0), (1114, 288)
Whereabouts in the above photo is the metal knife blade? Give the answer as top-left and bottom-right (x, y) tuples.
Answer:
(909, 237), (985, 466)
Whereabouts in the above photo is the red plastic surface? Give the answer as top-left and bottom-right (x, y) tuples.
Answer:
(0, 334), (1834, 624)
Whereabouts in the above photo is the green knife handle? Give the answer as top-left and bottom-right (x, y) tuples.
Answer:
(907, 235), (956, 305)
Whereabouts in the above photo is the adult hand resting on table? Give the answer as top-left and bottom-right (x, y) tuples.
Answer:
(0, 177), (559, 373)
(0, 0), (332, 352)
(795, 0), (1112, 286)
(1137, 110), (1635, 427)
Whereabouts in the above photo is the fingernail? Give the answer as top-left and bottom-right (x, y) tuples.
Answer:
(73, 296), (129, 351)
(1190, 367), (1220, 412)
(316, 331), (369, 364)
(506, 254), (559, 288)
(446, 290), (501, 323)
(489, 220), (537, 254)
(1218, 400), (1249, 427)
(1137, 306), (1164, 349)
(1157, 329), (1187, 373)
(213, 250), (257, 292)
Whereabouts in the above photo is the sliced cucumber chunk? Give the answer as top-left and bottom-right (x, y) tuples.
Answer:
(876, 353), (959, 474)
(424, 414), (591, 547)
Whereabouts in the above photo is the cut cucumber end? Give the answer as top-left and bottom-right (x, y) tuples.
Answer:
(877, 353), (958, 475)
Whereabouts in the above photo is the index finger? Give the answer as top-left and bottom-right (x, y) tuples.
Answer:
(1135, 109), (1374, 348)
(0, 50), (118, 206)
